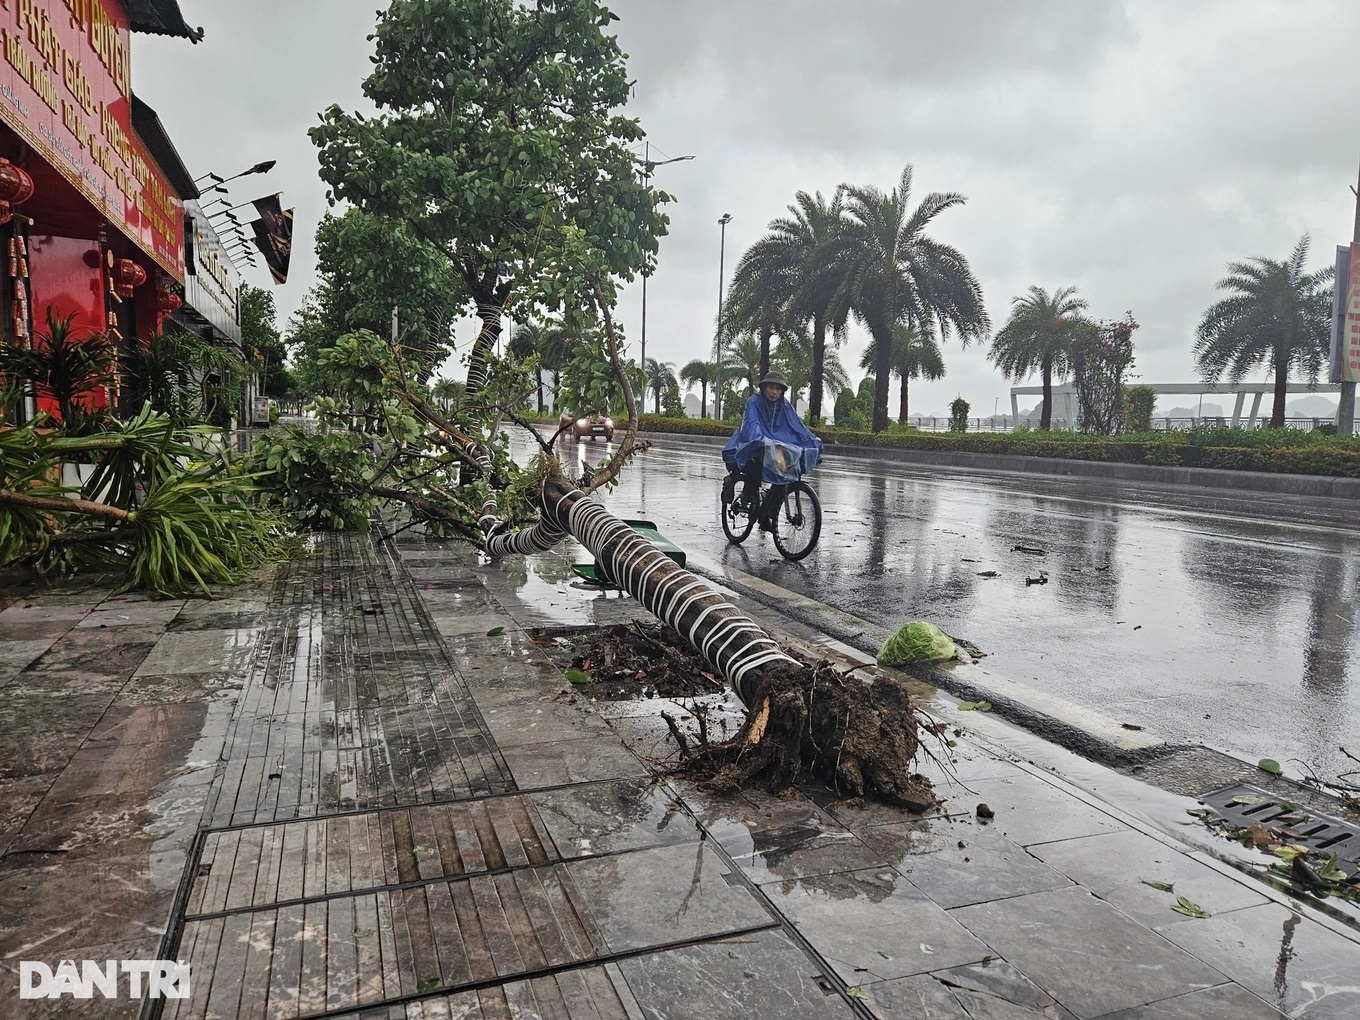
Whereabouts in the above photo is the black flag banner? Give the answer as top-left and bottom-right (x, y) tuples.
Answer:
(249, 194), (294, 285)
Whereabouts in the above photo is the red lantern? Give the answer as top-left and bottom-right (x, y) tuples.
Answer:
(0, 159), (34, 205)
(0, 158), (33, 226)
(157, 290), (183, 313)
(113, 259), (146, 298)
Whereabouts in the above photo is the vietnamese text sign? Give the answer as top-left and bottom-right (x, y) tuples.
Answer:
(0, 0), (184, 279)
(1344, 242), (1360, 385)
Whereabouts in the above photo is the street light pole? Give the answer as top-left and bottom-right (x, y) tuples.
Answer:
(637, 142), (694, 368)
(715, 212), (733, 417)
(1338, 156), (1360, 436)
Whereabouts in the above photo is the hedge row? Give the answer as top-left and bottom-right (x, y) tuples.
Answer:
(625, 416), (1360, 479)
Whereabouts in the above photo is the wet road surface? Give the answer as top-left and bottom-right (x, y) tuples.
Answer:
(551, 435), (1360, 783)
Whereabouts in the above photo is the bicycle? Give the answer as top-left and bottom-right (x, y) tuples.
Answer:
(720, 470), (822, 561)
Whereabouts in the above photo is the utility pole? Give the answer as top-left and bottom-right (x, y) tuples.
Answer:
(636, 142), (694, 368)
(714, 212), (733, 418)
(1340, 157), (1360, 435)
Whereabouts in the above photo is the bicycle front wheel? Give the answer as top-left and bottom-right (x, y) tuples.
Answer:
(720, 483), (755, 545)
(772, 480), (821, 561)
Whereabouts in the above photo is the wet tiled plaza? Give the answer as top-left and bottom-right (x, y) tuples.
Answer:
(1, 529), (1358, 1018)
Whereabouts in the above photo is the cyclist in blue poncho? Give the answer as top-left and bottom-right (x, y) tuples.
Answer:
(722, 371), (823, 526)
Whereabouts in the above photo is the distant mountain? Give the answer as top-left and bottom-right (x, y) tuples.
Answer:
(1165, 403), (1225, 418)
(1285, 394), (1337, 418)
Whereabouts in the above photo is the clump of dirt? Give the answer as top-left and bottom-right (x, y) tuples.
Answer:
(540, 621), (937, 811)
(537, 621), (729, 701)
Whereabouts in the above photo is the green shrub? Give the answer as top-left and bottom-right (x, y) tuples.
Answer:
(949, 397), (970, 433)
(245, 426), (378, 530)
(1123, 385), (1157, 433)
(1142, 445), (1181, 466)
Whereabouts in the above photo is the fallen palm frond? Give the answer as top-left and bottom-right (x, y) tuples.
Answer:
(1, 406), (286, 595)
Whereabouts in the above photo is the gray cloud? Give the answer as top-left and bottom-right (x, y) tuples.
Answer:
(136, 1), (1360, 417)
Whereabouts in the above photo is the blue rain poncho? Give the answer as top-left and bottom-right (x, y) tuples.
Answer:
(722, 393), (824, 483)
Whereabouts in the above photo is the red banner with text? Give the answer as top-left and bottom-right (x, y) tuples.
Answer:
(0, 0), (184, 279)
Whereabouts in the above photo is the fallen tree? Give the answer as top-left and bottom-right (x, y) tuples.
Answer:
(265, 0), (936, 807)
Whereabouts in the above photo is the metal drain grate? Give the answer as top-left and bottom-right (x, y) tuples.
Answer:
(1200, 784), (1360, 870)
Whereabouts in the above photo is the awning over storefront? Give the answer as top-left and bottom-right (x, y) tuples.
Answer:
(131, 96), (200, 201)
(127, 0), (203, 43)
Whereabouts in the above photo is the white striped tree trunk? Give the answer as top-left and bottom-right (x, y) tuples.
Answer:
(486, 471), (799, 707)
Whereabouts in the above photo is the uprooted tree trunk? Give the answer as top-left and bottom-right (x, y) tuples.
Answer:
(486, 465), (934, 809)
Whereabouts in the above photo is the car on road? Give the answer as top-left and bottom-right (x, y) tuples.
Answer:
(559, 409), (615, 441)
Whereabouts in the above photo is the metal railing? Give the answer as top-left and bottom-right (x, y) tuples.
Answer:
(883, 416), (1341, 434)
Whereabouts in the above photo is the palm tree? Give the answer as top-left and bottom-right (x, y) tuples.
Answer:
(680, 359), (718, 418)
(431, 377), (465, 412)
(988, 285), (1088, 430)
(642, 357), (679, 414)
(721, 334), (764, 398)
(1195, 235), (1334, 428)
(843, 164), (989, 432)
(536, 314), (593, 411)
(726, 235), (797, 381)
(772, 325), (850, 413)
(744, 190), (852, 421)
(860, 321), (946, 424)
(506, 319), (546, 412)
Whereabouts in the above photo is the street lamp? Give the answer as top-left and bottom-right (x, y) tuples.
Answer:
(192, 160), (277, 189)
(637, 144), (694, 367)
(715, 212), (733, 417)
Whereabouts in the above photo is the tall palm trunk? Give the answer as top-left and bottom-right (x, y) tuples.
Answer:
(873, 325), (892, 433)
(809, 312), (827, 422)
(759, 323), (773, 379)
(1271, 350), (1289, 427)
(536, 368), (544, 413)
(897, 375), (910, 424)
(700, 381), (708, 419)
(1039, 357), (1054, 430)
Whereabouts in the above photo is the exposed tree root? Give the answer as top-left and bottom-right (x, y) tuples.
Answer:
(679, 660), (937, 812)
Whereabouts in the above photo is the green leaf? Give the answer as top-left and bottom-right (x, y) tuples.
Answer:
(1141, 879), (1176, 892)
(417, 978), (440, 994)
(1258, 758), (1282, 775)
(565, 668), (592, 685)
(1229, 794), (1267, 806)
(957, 701), (978, 711)
(1280, 800), (1299, 811)
(1170, 896), (1211, 918)
(354, 928), (374, 938)
(486, 626), (506, 637)
(976, 700), (992, 712)
(846, 987), (869, 1001)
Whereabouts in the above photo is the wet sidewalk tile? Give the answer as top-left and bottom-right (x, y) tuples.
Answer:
(1097, 982), (1288, 1019)
(964, 771), (1128, 847)
(951, 885), (1226, 1018)
(564, 843), (774, 953)
(1155, 902), (1360, 1019)
(681, 785), (886, 883)
(617, 930), (856, 1019)
(499, 735), (650, 790)
(759, 867), (991, 982)
(135, 628), (261, 676)
(859, 817), (1072, 908)
(1030, 828), (1269, 927)
(863, 958), (1079, 1019)
(0, 639), (58, 683)
(529, 778), (699, 858)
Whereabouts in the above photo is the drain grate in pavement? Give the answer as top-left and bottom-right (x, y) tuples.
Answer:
(1200, 784), (1360, 870)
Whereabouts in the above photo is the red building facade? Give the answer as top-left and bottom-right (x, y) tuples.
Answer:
(0, 0), (199, 419)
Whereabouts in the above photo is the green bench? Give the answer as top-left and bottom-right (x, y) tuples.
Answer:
(572, 519), (685, 586)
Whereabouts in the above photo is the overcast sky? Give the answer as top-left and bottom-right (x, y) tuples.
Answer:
(136, 1), (1360, 418)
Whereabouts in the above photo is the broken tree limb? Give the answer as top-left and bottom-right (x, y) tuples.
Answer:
(484, 464), (933, 809)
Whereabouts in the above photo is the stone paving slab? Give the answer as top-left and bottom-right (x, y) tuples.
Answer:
(4, 527), (1360, 1019)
